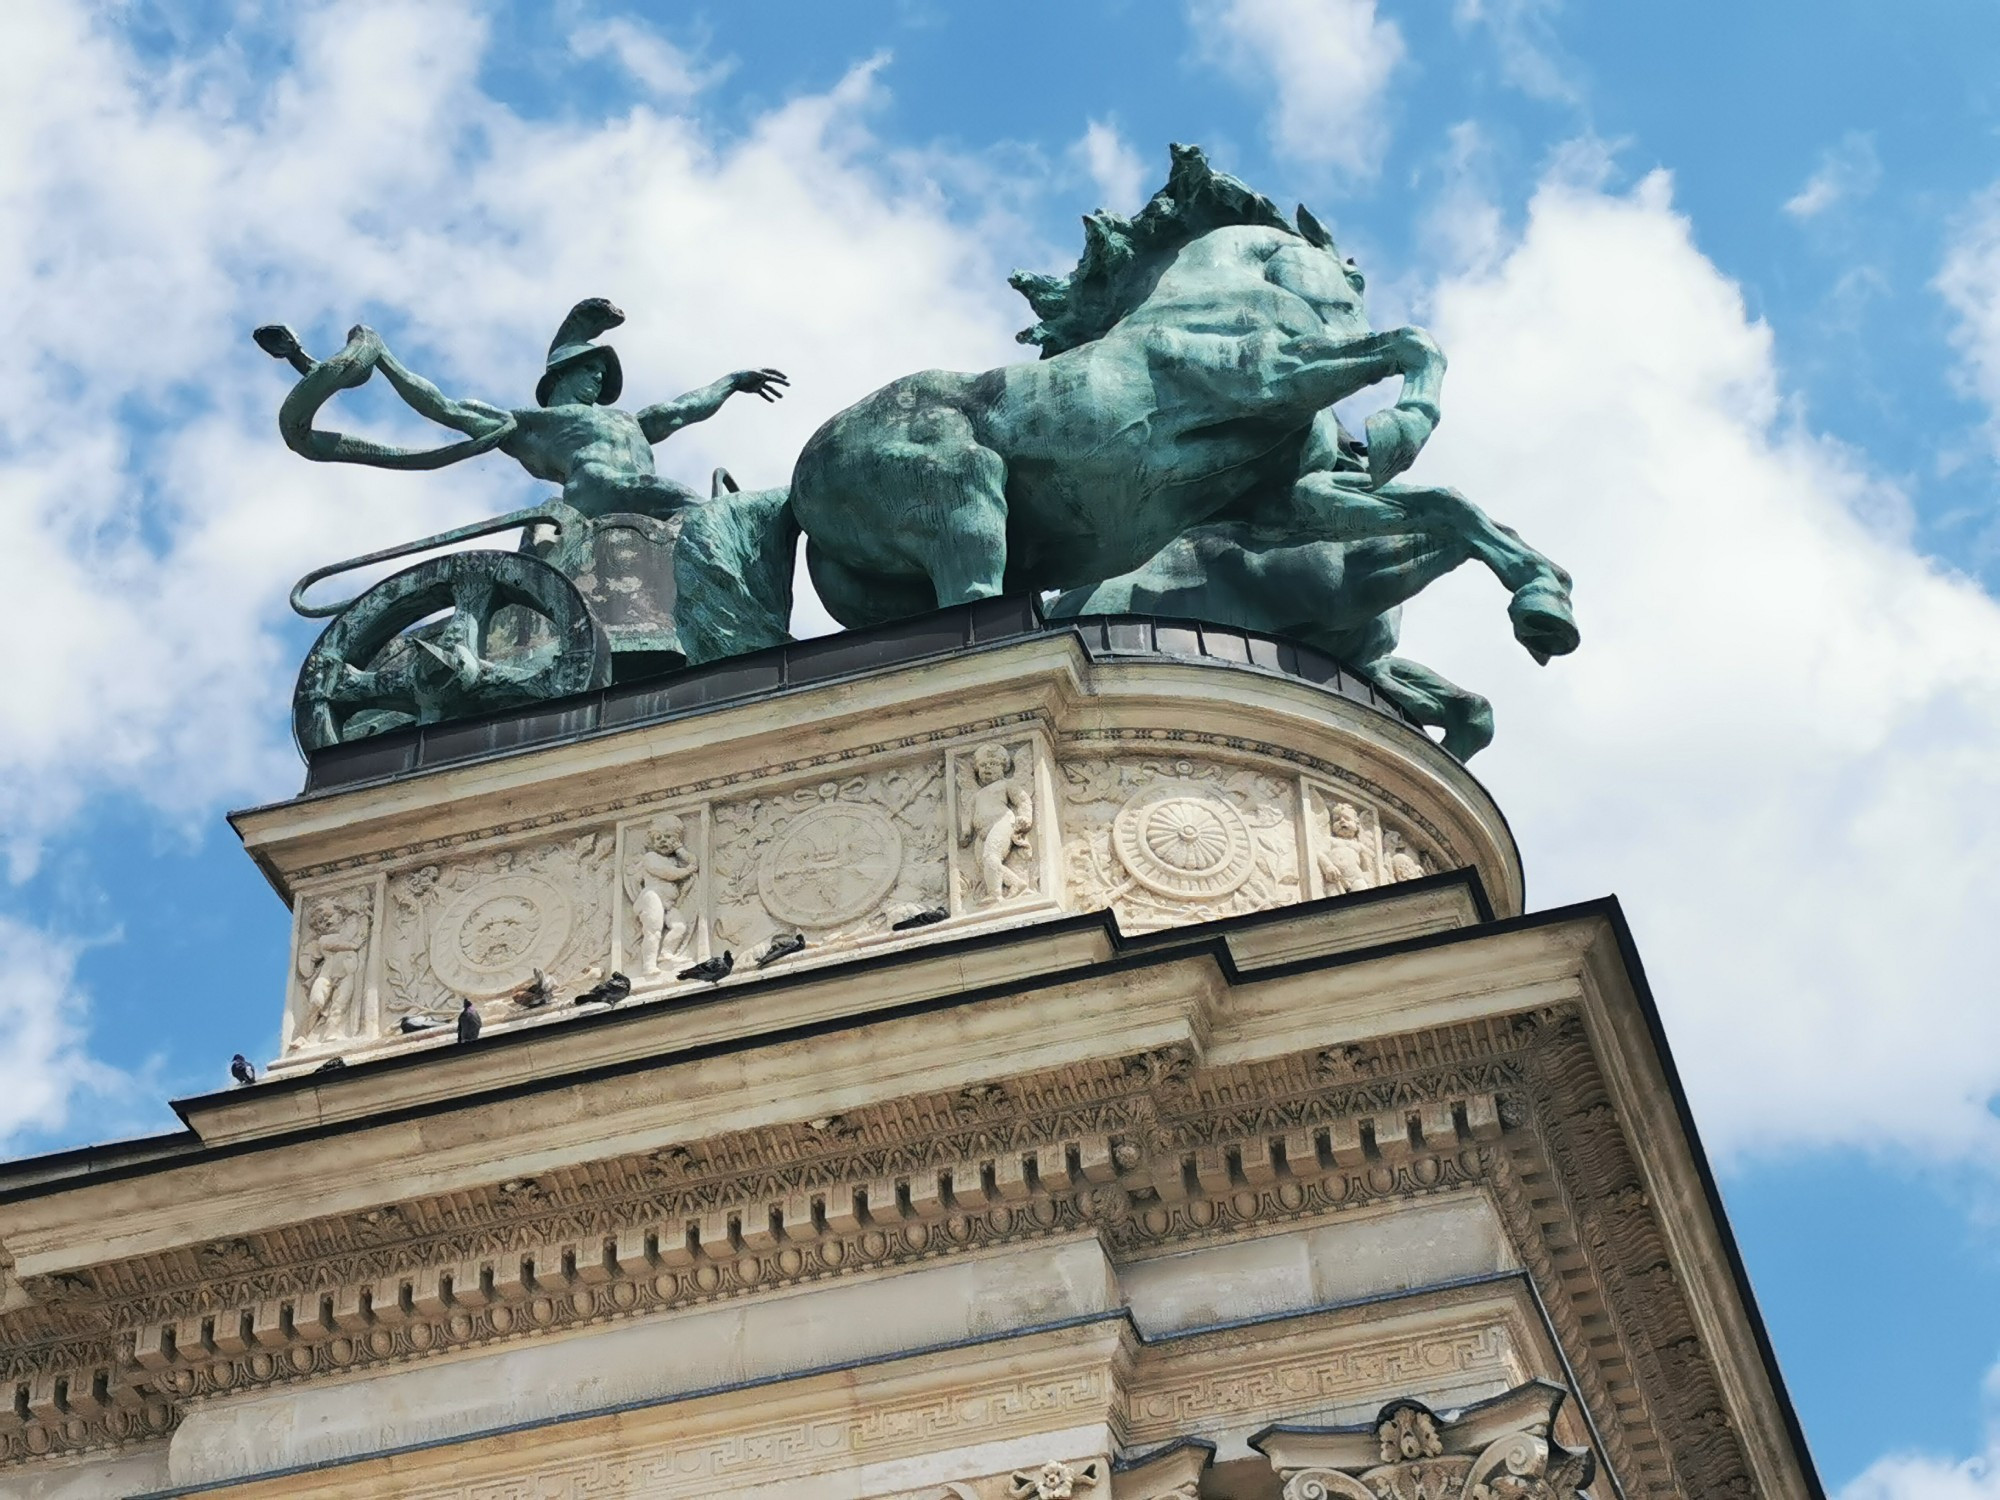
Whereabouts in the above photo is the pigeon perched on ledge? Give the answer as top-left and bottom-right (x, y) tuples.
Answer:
(890, 905), (950, 931)
(457, 998), (483, 1044)
(314, 1057), (347, 1073)
(508, 968), (554, 1008)
(678, 951), (734, 984)
(573, 971), (631, 1007)
(230, 1054), (255, 1086)
(399, 1014), (448, 1034)
(755, 932), (806, 968)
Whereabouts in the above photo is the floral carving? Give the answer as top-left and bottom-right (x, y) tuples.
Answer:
(1062, 756), (1299, 931)
(1010, 1458), (1103, 1499)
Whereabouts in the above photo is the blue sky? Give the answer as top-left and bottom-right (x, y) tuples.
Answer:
(5, 3), (2000, 1492)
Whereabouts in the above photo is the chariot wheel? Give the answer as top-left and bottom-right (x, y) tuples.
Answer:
(294, 550), (611, 751)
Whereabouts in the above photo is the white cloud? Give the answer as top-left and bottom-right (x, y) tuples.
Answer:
(1453, 0), (1579, 104)
(1843, 1365), (2000, 1497)
(1939, 184), (2000, 445)
(1073, 119), (1148, 215)
(1785, 131), (1882, 219)
(568, 15), (725, 99)
(0, 919), (128, 1152)
(0, 0), (1027, 1132)
(1397, 165), (2000, 1162)
(1190, 0), (1404, 176)
(0, 0), (1023, 869)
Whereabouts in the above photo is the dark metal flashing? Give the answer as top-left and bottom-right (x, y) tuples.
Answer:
(259, 597), (1421, 800)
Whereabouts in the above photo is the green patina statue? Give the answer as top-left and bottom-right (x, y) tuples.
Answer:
(772, 144), (1575, 756)
(257, 303), (791, 746)
(265, 144), (1575, 759)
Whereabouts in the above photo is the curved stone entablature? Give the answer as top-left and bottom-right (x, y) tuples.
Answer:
(238, 623), (1520, 1076)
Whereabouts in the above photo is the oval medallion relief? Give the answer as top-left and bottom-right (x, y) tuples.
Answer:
(430, 873), (573, 997)
(1112, 788), (1256, 900)
(758, 802), (903, 928)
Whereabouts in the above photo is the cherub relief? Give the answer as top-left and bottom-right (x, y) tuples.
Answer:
(959, 743), (1035, 905)
(294, 897), (369, 1048)
(1315, 799), (1378, 896)
(627, 814), (700, 976)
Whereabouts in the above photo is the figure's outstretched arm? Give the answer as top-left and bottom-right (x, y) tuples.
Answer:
(375, 348), (511, 440)
(639, 369), (788, 443)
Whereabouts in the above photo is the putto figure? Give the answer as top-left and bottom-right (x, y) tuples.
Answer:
(959, 743), (1035, 905)
(1315, 800), (1378, 896)
(256, 300), (787, 520)
(627, 814), (700, 977)
(294, 898), (368, 1048)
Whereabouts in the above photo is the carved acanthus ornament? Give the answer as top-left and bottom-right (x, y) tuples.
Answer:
(1010, 1457), (1104, 1498)
(1255, 1384), (1596, 1500)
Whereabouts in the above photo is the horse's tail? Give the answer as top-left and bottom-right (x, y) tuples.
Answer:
(674, 485), (799, 665)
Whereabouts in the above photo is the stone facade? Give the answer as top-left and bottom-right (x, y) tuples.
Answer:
(0, 639), (1815, 1498)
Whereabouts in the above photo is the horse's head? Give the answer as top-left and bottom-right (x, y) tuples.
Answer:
(1009, 143), (1370, 354)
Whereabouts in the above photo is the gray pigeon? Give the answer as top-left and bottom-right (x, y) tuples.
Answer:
(891, 905), (950, 931)
(573, 971), (632, 1007)
(679, 951), (734, 984)
(230, 1054), (255, 1086)
(457, 999), (483, 1044)
(755, 932), (806, 967)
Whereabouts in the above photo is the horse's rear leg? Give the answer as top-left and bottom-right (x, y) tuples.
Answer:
(805, 542), (937, 631)
(1355, 653), (1495, 761)
(910, 438), (1010, 606)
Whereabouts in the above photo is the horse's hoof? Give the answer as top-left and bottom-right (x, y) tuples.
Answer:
(1441, 699), (1495, 761)
(1509, 578), (1579, 661)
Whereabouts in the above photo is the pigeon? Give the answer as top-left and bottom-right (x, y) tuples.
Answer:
(457, 998), (483, 1044)
(509, 968), (555, 1008)
(890, 905), (950, 931)
(573, 971), (631, 1007)
(230, 1054), (256, 1086)
(399, 1015), (448, 1034)
(314, 1057), (348, 1073)
(678, 951), (734, 984)
(755, 932), (806, 968)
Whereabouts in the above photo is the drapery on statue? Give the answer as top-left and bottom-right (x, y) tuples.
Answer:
(265, 144), (1575, 759)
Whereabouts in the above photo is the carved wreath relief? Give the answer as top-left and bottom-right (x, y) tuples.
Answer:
(280, 738), (1442, 1058)
(711, 761), (948, 954)
(379, 830), (614, 1021)
(1062, 756), (1300, 931)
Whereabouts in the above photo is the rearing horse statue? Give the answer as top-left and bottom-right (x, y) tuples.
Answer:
(776, 144), (1577, 757)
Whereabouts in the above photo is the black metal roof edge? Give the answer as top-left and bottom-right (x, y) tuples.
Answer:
(239, 598), (1452, 807)
(0, 870), (1492, 1197)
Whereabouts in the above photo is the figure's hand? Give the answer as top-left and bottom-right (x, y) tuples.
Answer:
(731, 368), (790, 403)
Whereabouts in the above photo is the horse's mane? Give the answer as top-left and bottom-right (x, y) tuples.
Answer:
(1010, 143), (1337, 356)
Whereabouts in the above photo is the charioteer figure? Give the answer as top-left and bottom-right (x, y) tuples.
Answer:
(257, 301), (791, 748)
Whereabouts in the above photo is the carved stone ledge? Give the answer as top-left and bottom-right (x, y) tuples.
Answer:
(0, 1029), (1520, 1467)
(1252, 1381), (1596, 1499)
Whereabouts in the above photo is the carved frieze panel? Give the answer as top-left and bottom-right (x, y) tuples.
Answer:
(612, 806), (713, 985)
(947, 737), (1057, 917)
(283, 879), (381, 1055)
(711, 759), (949, 955)
(1062, 755), (1302, 931)
(1302, 779), (1440, 900)
(378, 829), (616, 1022)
